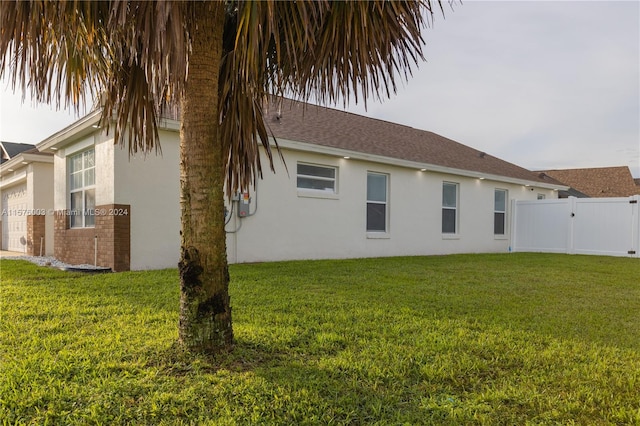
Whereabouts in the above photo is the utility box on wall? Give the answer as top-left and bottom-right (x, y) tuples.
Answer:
(238, 192), (251, 218)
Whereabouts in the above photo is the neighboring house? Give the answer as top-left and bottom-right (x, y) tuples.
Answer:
(0, 145), (54, 254)
(538, 166), (640, 198)
(1, 141), (37, 164)
(36, 99), (565, 271)
(535, 172), (590, 198)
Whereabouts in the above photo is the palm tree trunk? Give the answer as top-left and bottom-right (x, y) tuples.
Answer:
(178, 2), (232, 354)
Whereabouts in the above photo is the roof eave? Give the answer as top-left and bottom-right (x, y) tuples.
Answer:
(36, 109), (180, 154)
(273, 138), (569, 191)
(0, 152), (54, 175)
(36, 109), (102, 152)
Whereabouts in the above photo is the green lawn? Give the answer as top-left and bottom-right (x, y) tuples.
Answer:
(1, 253), (639, 425)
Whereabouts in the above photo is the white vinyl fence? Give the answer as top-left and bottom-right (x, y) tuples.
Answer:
(511, 196), (640, 258)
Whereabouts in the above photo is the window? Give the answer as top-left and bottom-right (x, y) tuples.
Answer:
(297, 163), (337, 193)
(537, 193), (546, 200)
(442, 182), (458, 234)
(367, 172), (388, 232)
(494, 189), (507, 235)
(69, 148), (95, 228)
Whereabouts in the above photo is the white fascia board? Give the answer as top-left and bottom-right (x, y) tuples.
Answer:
(0, 170), (27, 189)
(36, 109), (102, 152)
(36, 108), (179, 154)
(272, 137), (569, 191)
(20, 153), (54, 164)
(0, 144), (9, 161)
(158, 118), (180, 132)
(0, 152), (53, 176)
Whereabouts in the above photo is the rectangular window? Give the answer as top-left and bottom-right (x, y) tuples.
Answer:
(297, 163), (337, 193)
(69, 148), (95, 228)
(367, 172), (388, 232)
(442, 182), (458, 234)
(537, 193), (546, 200)
(494, 189), (507, 235)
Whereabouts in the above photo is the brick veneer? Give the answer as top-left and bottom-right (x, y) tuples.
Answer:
(54, 204), (131, 271)
(26, 214), (46, 256)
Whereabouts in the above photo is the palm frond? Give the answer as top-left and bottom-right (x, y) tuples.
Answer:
(2, 0), (444, 195)
(100, 1), (189, 154)
(0, 0), (188, 154)
(292, 0), (433, 107)
(0, 1), (109, 111)
(221, 0), (440, 194)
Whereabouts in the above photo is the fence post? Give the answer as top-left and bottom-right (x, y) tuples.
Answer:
(632, 195), (640, 258)
(510, 199), (518, 253)
(567, 196), (576, 254)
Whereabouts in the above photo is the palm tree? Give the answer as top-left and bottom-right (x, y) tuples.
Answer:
(0, 0), (443, 354)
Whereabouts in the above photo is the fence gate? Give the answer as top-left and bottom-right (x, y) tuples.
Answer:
(511, 196), (639, 258)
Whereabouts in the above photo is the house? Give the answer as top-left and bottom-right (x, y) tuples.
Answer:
(36, 99), (565, 271)
(0, 144), (54, 254)
(36, 109), (180, 271)
(534, 172), (590, 198)
(537, 166), (640, 198)
(1, 141), (37, 164)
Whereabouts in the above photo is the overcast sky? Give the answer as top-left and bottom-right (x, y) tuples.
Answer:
(1, 0), (639, 177)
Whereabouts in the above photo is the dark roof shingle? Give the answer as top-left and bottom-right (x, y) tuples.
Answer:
(1, 141), (36, 163)
(538, 166), (640, 197)
(266, 99), (548, 184)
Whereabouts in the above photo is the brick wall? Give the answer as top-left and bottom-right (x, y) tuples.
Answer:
(26, 214), (46, 256)
(54, 204), (131, 271)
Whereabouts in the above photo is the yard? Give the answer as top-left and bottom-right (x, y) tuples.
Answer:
(1, 253), (639, 425)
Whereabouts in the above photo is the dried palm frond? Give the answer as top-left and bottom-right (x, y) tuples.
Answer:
(221, 0), (440, 193)
(1, 0), (443, 194)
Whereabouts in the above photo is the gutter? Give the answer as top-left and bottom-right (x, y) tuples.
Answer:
(0, 152), (54, 180)
(36, 109), (102, 152)
(273, 138), (569, 192)
(0, 170), (27, 189)
(37, 108), (180, 154)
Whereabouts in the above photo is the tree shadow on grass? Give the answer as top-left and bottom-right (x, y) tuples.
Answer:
(148, 337), (462, 424)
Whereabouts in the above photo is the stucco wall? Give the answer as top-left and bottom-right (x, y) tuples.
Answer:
(113, 129), (180, 270)
(225, 148), (556, 263)
(51, 127), (556, 269)
(30, 162), (54, 255)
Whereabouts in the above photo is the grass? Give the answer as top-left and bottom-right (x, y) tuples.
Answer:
(1, 253), (639, 425)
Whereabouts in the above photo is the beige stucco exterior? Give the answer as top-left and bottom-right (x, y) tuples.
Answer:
(39, 109), (563, 270)
(47, 115), (180, 270)
(224, 146), (557, 264)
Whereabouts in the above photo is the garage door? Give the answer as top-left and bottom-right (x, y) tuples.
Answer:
(1, 183), (28, 252)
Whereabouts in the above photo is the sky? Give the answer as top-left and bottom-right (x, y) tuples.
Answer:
(1, 0), (639, 177)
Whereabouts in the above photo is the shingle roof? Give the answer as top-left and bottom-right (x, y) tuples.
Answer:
(1, 141), (36, 163)
(538, 166), (640, 198)
(265, 99), (548, 184)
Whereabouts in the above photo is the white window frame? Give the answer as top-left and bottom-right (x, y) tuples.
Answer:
(68, 148), (96, 228)
(366, 172), (389, 234)
(296, 162), (338, 199)
(494, 189), (508, 236)
(442, 182), (458, 235)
